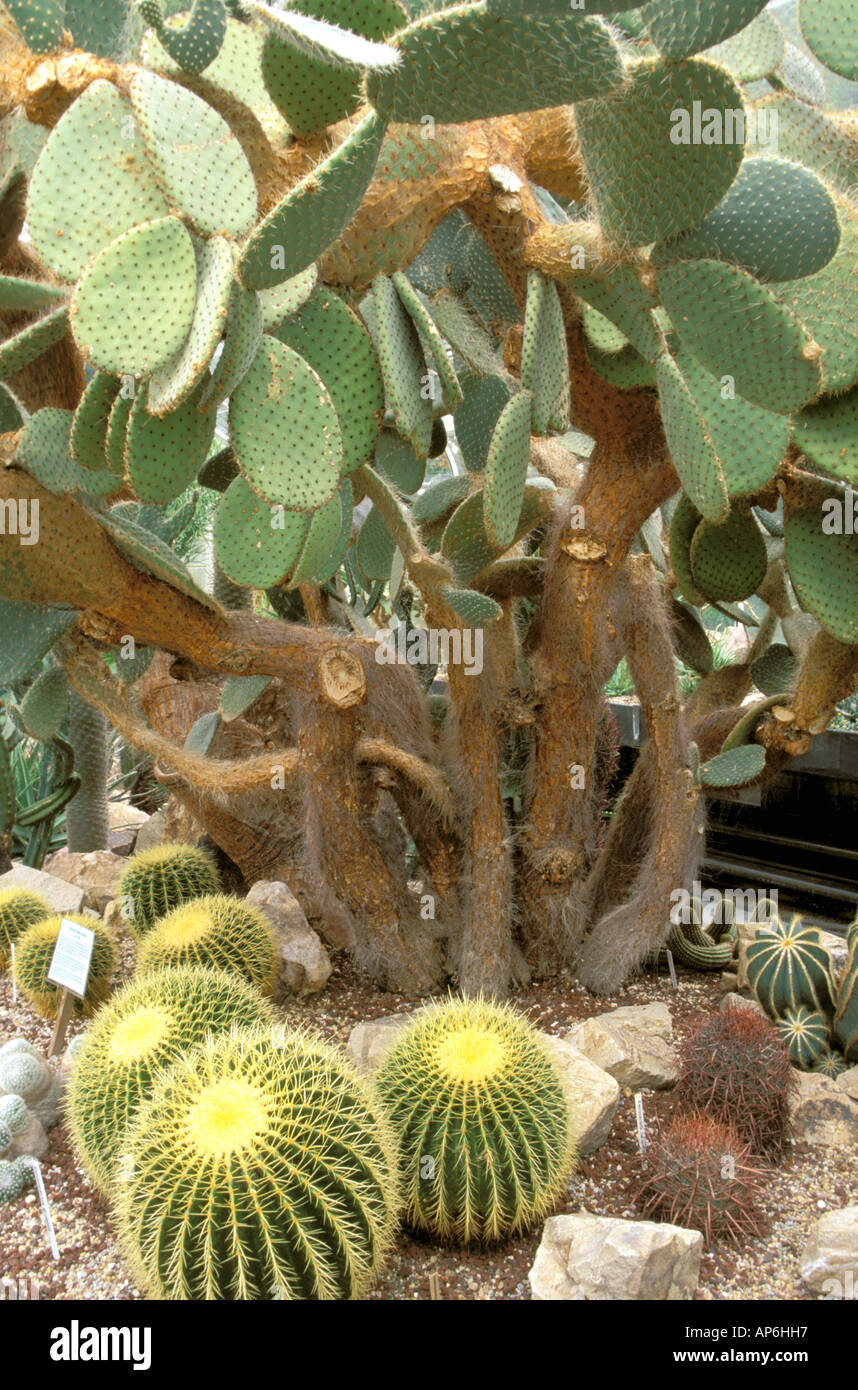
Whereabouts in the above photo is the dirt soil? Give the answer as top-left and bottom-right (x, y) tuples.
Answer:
(1, 938), (853, 1302)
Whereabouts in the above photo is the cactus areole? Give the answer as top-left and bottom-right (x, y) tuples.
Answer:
(1, 0), (857, 998)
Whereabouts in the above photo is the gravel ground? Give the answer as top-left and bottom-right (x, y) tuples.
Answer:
(1, 934), (854, 1302)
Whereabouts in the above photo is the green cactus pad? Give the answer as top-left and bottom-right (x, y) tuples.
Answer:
(374, 431), (425, 494)
(0, 599), (78, 687)
(454, 374), (512, 475)
(775, 39), (826, 105)
(668, 493), (708, 606)
(146, 235), (233, 416)
(0, 307), (69, 381)
(248, 0), (399, 70)
(672, 346), (790, 498)
(271, 286), (384, 475)
(753, 96), (858, 194)
(367, 5), (623, 124)
(290, 480), (353, 585)
(834, 931), (858, 1062)
(465, 229), (522, 329)
(129, 69), (257, 238)
(412, 472), (469, 525)
(70, 217), (198, 376)
(17, 407), (122, 498)
(699, 744), (767, 789)
(199, 445), (239, 492)
(20, 665), (68, 742)
(587, 341), (657, 390)
(116, 1026), (399, 1300)
(259, 0), (406, 138)
(784, 504), (858, 645)
(126, 383), (216, 505)
(747, 915), (837, 1019)
(657, 260), (823, 415)
(258, 266), (318, 332)
(27, 81), (169, 284)
(4, 0), (66, 52)
(427, 289), (511, 382)
(776, 1006), (830, 1070)
(66, 965), (273, 1193)
(373, 273), (434, 459)
(441, 585), (502, 625)
(441, 485), (550, 584)
(773, 201), (858, 395)
(657, 355), (729, 523)
(574, 59), (744, 247)
(197, 283), (263, 414)
(93, 506), (222, 610)
(690, 508), (768, 603)
(142, 11), (290, 145)
(356, 505), (396, 582)
(521, 270), (569, 435)
(220, 675), (271, 722)
(799, 0), (858, 80)
(654, 158), (841, 285)
(213, 474), (309, 588)
(137, 0), (228, 73)
(70, 372), (120, 471)
(105, 392), (133, 476)
(238, 110), (386, 291)
(229, 335), (343, 510)
(793, 385), (858, 487)
(65, 0), (138, 56)
(484, 390), (533, 549)
(568, 269), (662, 362)
(0, 275), (65, 313)
(0, 384), (23, 431)
(751, 643), (798, 698)
(392, 272), (463, 413)
(640, 0), (769, 59)
(703, 8), (785, 81)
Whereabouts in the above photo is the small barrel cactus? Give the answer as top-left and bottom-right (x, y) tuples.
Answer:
(833, 927), (858, 1064)
(117, 844), (221, 937)
(0, 1095), (29, 1138)
(813, 1048), (848, 1080)
(635, 1113), (767, 1247)
(374, 997), (575, 1244)
(676, 1003), (797, 1157)
(66, 966), (275, 1193)
(775, 1005), (830, 1070)
(0, 888), (52, 970)
(136, 895), (279, 996)
(0, 1158), (25, 1204)
(0, 1042), (47, 1102)
(114, 1027), (399, 1300)
(746, 915), (837, 1020)
(13, 914), (118, 1020)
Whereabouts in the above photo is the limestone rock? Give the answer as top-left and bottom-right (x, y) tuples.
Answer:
(819, 931), (849, 982)
(108, 829), (136, 857)
(107, 802), (149, 833)
(133, 809), (166, 855)
(42, 849), (125, 915)
(0, 864), (84, 916)
(7, 1112), (48, 1161)
(800, 1206), (858, 1298)
(837, 1067), (858, 1103)
(529, 1213), (702, 1301)
(540, 1036), (620, 1156)
(567, 1005), (678, 1091)
(245, 880), (331, 998)
(791, 1071), (858, 1146)
(720, 992), (765, 1017)
(347, 1012), (413, 1072)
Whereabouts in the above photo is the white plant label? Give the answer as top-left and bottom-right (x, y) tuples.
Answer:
(47, 918), (94, 999)
(635, 1093), (647, 1164)
(20, 1158), (59, 1261)
(666, 948), (678, 991)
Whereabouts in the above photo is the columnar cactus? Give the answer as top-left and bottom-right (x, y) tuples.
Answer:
(374, 997), (575, 1243)
(117, 845), (221, 937)
(135, 894), (279, 994)
(66, 965), (275, 1192)
(114, 1026), (400, 1300)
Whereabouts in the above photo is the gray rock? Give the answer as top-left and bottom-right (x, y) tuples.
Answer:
(529, 1213), (702, 1301)
(719, 971), (739, 994)
(108, 829), (137, 857)
(7, 1112), (48, 1161)
(42, 849), (126, 915)
(567, 1006), (678, 1092)
(245, 880), (331, 998)
(541, 1036), (620, 1156)
(0, 864), (84, 916)
(791, 1071), (858, 1146)
(720, 992), (766, 1017)
(837, 1066), (858, 1103)
(107, 802), (150, 833)
(346, 1012), (414, 1072)
(133, 809), (166, 855)
(819, 931), (849, 982)
(800, 1206), (858, 1299)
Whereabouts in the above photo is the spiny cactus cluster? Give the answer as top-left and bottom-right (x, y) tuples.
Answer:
(135, 894), (280, 994)
(374, 997), (575, 1244)
(0, 1038), (62, 1129)
(115, 1026), (400, 1300)
(745, 915), (857, 1070)
(634, 1112), (768, 1248)
(0, 887), (51, 969)
(675, 1002), (797, 1157)
(65, 965), (275, 1192)
(117, 844), (221, 937)
(13, 913), (117, 1020)
(0, 1155), (35, 1204)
